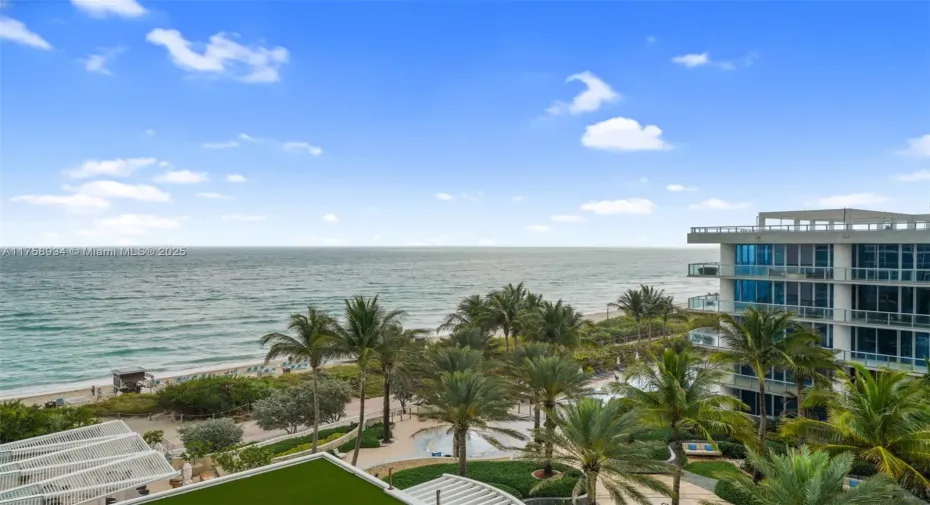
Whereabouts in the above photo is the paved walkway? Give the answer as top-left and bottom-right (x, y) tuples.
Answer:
(596, 475), (727, 505)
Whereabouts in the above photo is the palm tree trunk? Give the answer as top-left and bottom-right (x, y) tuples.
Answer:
(795, 378), (805, 418)
(503, 329), (510, 352)
(311, 368), (320, 453)
(586, 471), (599, 505)
(352, 366), (367, 466)
(755, 378), (767, 482)
(382, 366), (392, 442)
(453, 436), (460, 458)
(671, 427), (684, 505)
(456, 428), (467, 476)
(533, 401), (542, 445)
(543, 401), (555, 476)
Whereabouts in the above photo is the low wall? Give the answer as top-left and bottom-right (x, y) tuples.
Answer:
(365, 456), (510, 477)
(522, 495), (588, 505)
(271, 417), (382, 463)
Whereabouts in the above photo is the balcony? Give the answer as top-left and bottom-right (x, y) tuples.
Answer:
(687, 263), (930, 284)
(722, 374), (795, 396)
(687, 296), (930, 330)
(690, 221), (930, 234)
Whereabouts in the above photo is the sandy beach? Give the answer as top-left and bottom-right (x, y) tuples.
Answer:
(5, 311), (616, 407)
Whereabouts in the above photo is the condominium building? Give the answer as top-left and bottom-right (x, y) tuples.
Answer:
(685, 208), (930, 417)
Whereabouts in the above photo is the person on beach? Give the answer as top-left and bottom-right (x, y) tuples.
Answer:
(91, 385), (95, 397)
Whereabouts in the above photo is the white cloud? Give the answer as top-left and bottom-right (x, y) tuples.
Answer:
(65, 180), (172, 202)
(894, 169), (930, 182)
(238, 133), (256, 141)
(0, 16), (52, 49)
(689, 198), (750, 210)
(196, 192), (232, 199)
(815, 193), (888, 207)
(322, 213), (338, 223)
(580, 198), (656, 215)
(10, 193), (110, 209)
(898, 134), (930, 157)
(282, 141), (322, 156)
(203, 141), (239, 149)
(78, 214), (180, 238)
(512, 196), (524, 203)
(71, 0), (146, 17)
(65, 157), (158, 179)
(436, 192), (454, 201)
(146, 28), (288, 83)
(80, 47), (124, 76)
(581, 117), (671, 152)
(551, 214), (585, 223)
(546, 71), (620, 116)
(461, 191), (484, 201)
(477, 239), (495, 246)
(526, 225), (551, 232)
(666, 184), (698, 192)
(222, 214), (265, 222)
(672, 53), (710, 68)
(226, 174), (247, 183)
(154, 170), (208, 184)
(144, 129), (155, 136)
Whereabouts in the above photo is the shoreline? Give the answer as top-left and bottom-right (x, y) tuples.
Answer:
(3, 310), (616, 405)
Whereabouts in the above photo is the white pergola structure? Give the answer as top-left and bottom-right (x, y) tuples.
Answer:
(0, 422), (177, 505)
(405, 474), (523, 505)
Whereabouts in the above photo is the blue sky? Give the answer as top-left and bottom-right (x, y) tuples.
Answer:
(2, 1), (929, 247)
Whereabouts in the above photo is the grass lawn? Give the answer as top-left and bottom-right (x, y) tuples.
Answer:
(684, 461), (749, 482)
(388, 461), (583, 499)
(150, 458), (405, 505)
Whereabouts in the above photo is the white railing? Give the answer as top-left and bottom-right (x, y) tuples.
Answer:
(690, 221), (930, 234)
(687, 263), (930, 283)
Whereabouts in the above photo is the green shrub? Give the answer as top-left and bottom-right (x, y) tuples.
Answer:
(158, 377), (272, 416)
(322, 365), (384, 398)
(142, 430), (164, 446)
(719, 440), (747, 459)
(486, 483), (522, 498)
(213, 445), (273, 473)
(276, 432), (347, 456)
(178, 418), (244, 453)
(715, 479), (757, 505)
(338, 423), (387, 452)
(84, 394), (161, 416)
(0, 401), (98, 444)
(263, 424), (357, 455)
(389, 461), (583, 498)
(849, 459), (878, 477)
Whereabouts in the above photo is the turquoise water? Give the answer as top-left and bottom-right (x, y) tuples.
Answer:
(0, 247), (717, 396)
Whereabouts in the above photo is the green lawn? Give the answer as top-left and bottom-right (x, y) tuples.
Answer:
(684, 461), (749, 482)
(150, 458), (405, 505)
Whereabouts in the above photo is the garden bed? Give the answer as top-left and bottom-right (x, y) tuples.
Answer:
(388, 461), (583, 499)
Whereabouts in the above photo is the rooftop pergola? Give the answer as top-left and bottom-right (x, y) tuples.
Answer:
(0, 422), (177, 505)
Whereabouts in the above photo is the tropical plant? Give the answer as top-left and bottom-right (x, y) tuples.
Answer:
(438, 294), (493, 334)
(375, 324), (426, 441)
(332, 295), (406, 465)
(522, 397), (671, 505)
(506, 342), (557, 438)
(142, 430), (164, 447)
(524, 299), (586, 349)
(177, 418), (243, 454)
(0, 401), (99, 444)
(425, 345), (485, 375)
(157, 376), (271, 416)
(779, 328), (840, 418)
(716, 307), (816, 451)
(609, 288), (648, 339)
(486, 282), (530, 351)
(638, 285), (666, 337)
(391, 368), (416, 414)
(615, 345), (753, 505)
(781, 364), (930, 494)
(259, 305), (339, 453)
(415, 369), (523, 476)
(443, 325), (501, 357)
(251, 378), (351, 434)
(520, 355), (592, 475)
(213, 445), (273, 474)
(716, 447), (921, 505)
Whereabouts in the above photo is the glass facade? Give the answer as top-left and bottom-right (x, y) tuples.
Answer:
(853, 285), (930, 315)
(854, 244), (930, 281)
(735, 389), (796, 418)
(734, 280), (834, 308)
(852, 328), (930, 367)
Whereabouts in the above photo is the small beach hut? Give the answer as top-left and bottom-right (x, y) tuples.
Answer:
(112, 368), (154, 394)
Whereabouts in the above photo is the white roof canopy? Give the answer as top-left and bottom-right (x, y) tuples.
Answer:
(405, 474), (523, 505)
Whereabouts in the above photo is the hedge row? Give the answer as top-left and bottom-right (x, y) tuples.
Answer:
(276, 432), (346, 457)
(714, 479), (757, 505)
(263, 423), (358, 455)
(389, 461), (583, 498)
(338, 423), (389, 452)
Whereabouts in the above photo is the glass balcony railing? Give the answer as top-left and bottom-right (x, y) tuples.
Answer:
(688, 327), (721, 347)
(690, 221), (930, 234)
(686, 296), (930, 330)
(687, 263), (930, 283)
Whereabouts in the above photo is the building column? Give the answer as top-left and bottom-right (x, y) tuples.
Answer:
(720, 244), (735, 277)
(834, 243), (852, 281)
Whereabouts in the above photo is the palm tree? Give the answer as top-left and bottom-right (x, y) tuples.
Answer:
(415, 370), (523, 476)
(507, 342), (558, 439)
(615, 345), (754, 505)
(375, 324), (426, 442)
(524, 397), (671, 505)
(524, 299), (586, 349)
(722, 447), (920, 505)
(426, 345), (485, 375)
(781, 364), (930, 494)
(522, 355), (592, 475)
(259, 306), (338, 453)
(653, 295), (685, 338)
(438, 295), (492, 333)
(638, 285), (666, 338)
(717, 307), (816, 451)
(443, 325), (500, 357)
(332, 295), (406, 466)
(780, 329), (840, 418)
(609, 288), (647, 339)
(486, 282), (529, 351)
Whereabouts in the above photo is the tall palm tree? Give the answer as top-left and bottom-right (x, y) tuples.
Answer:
(522, 355), (592, 475)
(415, 370), (523, 476)
(438, 294), (492, 333)
(523, 397), (671, 505)
(615, 346), (754, 505)
(781, 364), (930, 494)
(333, 295), (406, 466)
(638, 285), (666, 338)
(717, 307), (816, 451)
(259, 306), (338, 453)
(375, 324), (426, 442)
(780, 329), (840, 418)
(609, 288), (647, 339)
(425, 345), (485, 375)
(722, 448), (920, 505)
(653, 295), (685, 338)
(486, 282), (529, 351)
(443, 325), (500, 357)
(524, 299), (586, 349)
(507, 342), (558, 439)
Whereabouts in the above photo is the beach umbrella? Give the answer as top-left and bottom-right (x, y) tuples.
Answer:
(182, 462), (193, 486)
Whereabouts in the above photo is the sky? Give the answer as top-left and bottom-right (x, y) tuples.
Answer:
(1, 1), (929, 247)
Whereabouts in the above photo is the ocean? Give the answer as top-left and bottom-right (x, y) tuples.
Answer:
(0, 247), (718, 397)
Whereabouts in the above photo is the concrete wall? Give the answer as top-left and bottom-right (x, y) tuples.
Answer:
(688, 230), (930, 245)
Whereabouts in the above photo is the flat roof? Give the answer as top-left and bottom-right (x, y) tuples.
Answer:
(758, 208), (930, 223)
